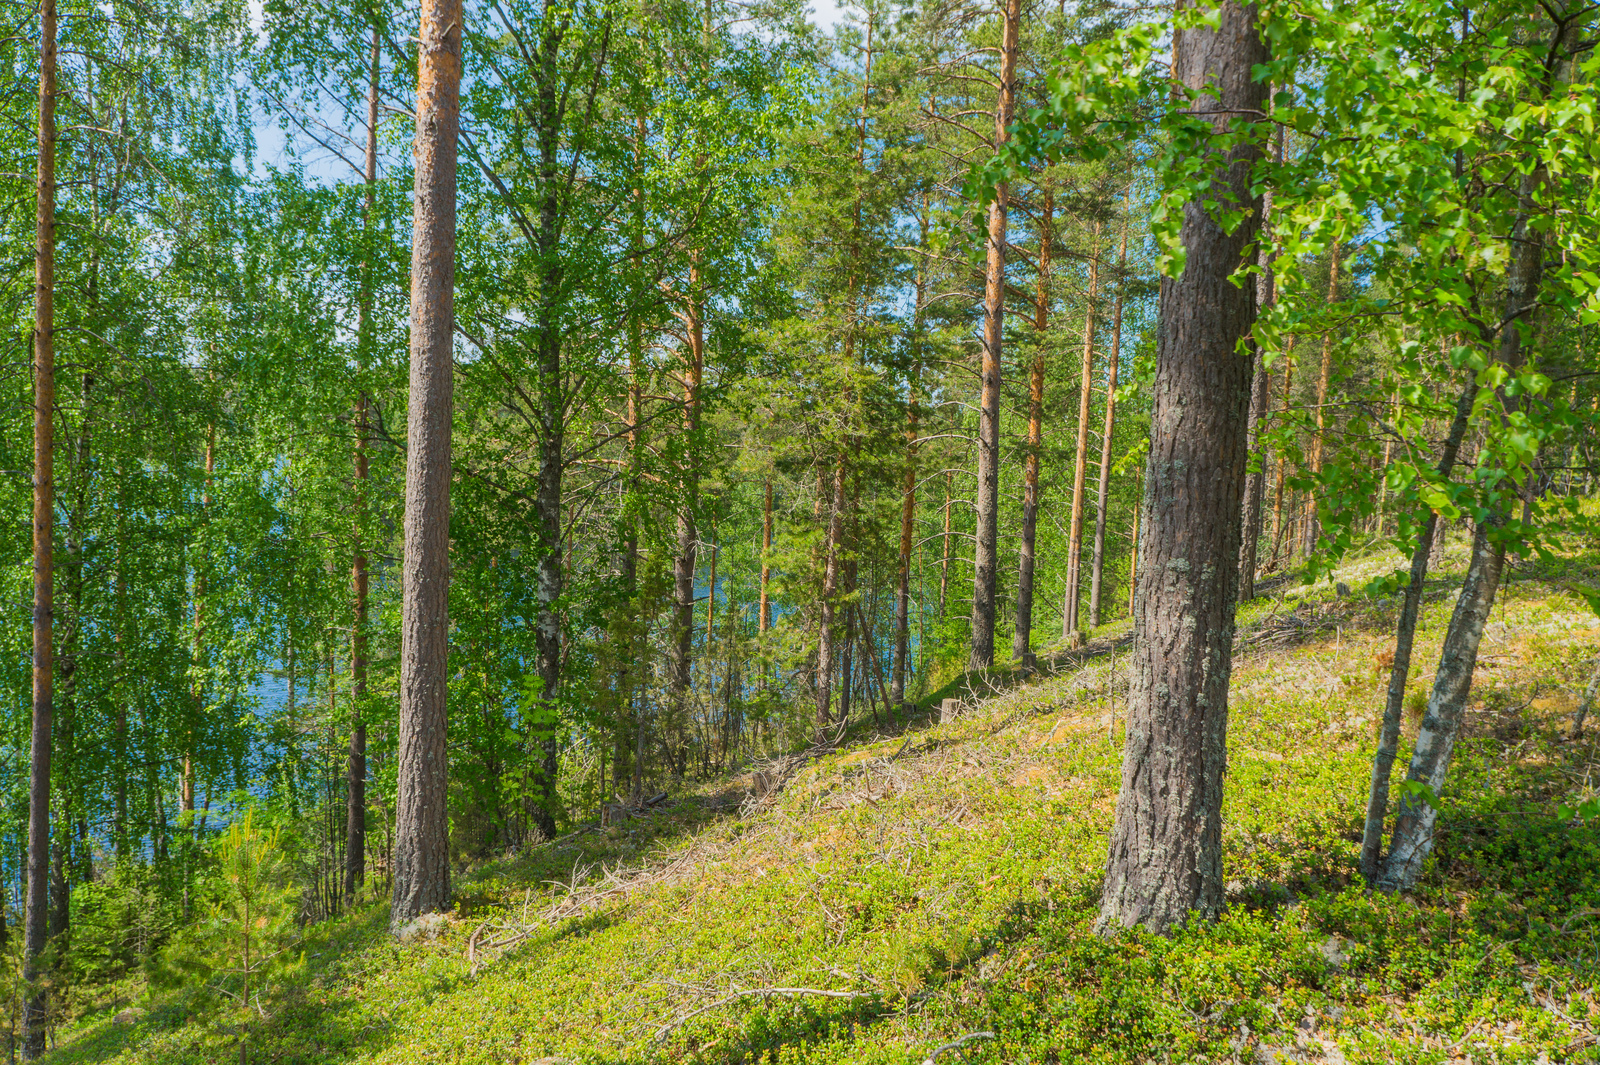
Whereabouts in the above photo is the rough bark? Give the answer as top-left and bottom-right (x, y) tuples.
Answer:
(391, 0), (461, 929)
(1064, 223), (1102, 638)
(1359, 376), (1478, 881)
(1014, 190), (1052, 668)
(23, 0), (55, 1051)
(1090, 209), (1130, 627)
(968, 0), (1019, 671)
(1099, 0), (1266, 934)
(346, 22), (380, 906)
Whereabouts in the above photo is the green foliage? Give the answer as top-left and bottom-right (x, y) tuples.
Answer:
(149, 811), (303, 1017)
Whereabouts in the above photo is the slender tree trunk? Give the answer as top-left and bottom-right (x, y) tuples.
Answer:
(391, 0), (461, 928)
(1377, 525), (1506, 891)
(895, 204), (930, 705)
(1090, 205), (1131, 627)
(529, 39), (572, 839)
(894, 387), (919, 705)
(939, 472), (952, 616)
(1065, 222), (1103, 638)
(1267, 334), (1297, 570)
(1378, 146), (1553, 891)
(1099, 0), (1267, 934)
(1237, 123), (1281, 600)
(816, 453), (847, 730)
(705, 517), (717, 643)
(113, 482), (128, 862)
(345, 23), (381, 906)
(1304, 244), (1339, 554)
(1358, 376), (1478, 881)
(185, 424), (214, 825)
(23, 0), (55, 1051)
(669, 262), (704, 764)
(624, 111), (647, 801)
(1126, 481), (1140, 617)
(759, 479), (772, 682)
(969, 0), (1019, 671)
(1014, 190), (1052, 668)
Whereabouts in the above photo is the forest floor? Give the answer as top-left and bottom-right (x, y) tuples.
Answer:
(41, 538), (1600, 1065)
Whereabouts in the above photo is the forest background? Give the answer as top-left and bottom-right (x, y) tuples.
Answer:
(0, 0), (1598, 1053)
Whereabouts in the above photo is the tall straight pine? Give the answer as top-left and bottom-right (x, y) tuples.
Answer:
(1100, 0), (1267, 934)
(23, 0), (56, 1053)
(392, 0), (461, 928)
(969, 0), (1019, 670)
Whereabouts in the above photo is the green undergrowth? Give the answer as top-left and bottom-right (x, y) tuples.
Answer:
(43, 541), (1600, 1064)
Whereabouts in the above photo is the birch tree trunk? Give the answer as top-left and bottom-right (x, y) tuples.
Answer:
(1099, 0), (1266, 934)
(346, 22), (381, 906)
(968, 0), (1019, 671)
(1090, 207), (1130, 627)
(1303, 245), (1339, 554)
(391, 0), (461, 928)
(1359, 376), (1477, 881)
(1378, 152), (1552, 891)
(23, 0), (56, 1050)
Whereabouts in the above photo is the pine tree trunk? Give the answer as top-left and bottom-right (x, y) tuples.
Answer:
(968, 0), (1019, 671)
(23, 0), (56, 1051)
(1090, 206), (1130, 627)
(346, 22), (380, 906)
(1099, 0), (1266, 934)
(1359, 376), (1478, 881)
(391, 0), (461, 929)
(1065, 222), (1102, 638)
(1013, 190), (1051, 668)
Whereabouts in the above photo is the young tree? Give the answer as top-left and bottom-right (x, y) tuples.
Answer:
(391, 0), (462, 928)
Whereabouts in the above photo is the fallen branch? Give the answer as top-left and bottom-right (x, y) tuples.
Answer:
(923, 1031), (996, 1063)
(652, 986), (876, 1043)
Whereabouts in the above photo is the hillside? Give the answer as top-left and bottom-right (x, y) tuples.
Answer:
(42, 542), (1600, 1065)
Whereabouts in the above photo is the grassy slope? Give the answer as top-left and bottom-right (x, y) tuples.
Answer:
(47, 542), (1600, 1065)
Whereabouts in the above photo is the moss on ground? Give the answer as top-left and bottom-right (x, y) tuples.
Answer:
(43, 542), (1600, 1064)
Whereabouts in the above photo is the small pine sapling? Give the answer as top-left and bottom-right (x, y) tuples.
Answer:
(151, 810), (302, 1063)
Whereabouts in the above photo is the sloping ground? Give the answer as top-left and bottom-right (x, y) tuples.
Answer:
(46, 544), (1600, 1065)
